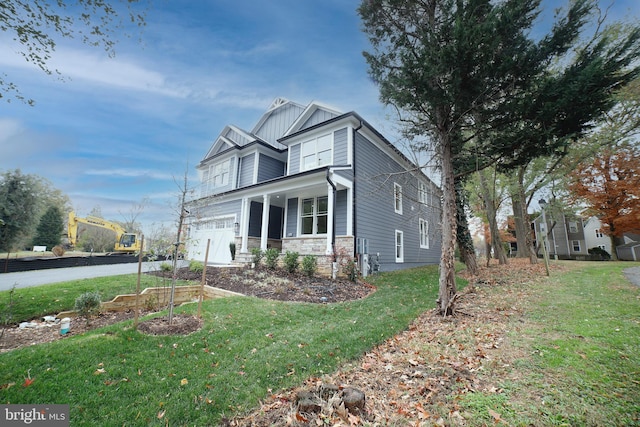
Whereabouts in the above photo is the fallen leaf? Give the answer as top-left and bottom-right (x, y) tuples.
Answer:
(94, 368), (106, 375)
(488, 408), (502, 421)
(295, 412), (309, 422)
(23, 378), (34, 388)
(180, 378), (188, 386)
(157, 410), (165, 419)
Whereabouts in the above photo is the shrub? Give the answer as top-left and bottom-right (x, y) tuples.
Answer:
(301, 255), (317, 277)
(264, 248), (280, 270)
(189, 260), (204, 273)
(229, 242), (236, 260)
(588, 247), (611, 260)
(160, 262), (172, 273)
(251, 248), (264, 265)
(283, 251), (300, 273)
(335, 247), (357, 282)
(74, 291), (101, 322)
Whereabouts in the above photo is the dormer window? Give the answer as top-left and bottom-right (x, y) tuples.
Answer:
(301, 134), (332, 171)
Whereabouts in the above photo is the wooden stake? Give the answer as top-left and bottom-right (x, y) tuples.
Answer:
(198, 239), (210, 318)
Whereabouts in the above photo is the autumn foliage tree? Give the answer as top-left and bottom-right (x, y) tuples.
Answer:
(569, 144), (640, 259)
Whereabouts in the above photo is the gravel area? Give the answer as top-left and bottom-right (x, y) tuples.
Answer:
(623, 266), (640, 287)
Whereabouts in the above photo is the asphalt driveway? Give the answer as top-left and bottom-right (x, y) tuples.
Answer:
(0, 261), (187, 291)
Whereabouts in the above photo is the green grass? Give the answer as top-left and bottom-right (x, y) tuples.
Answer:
(458, 261), (640, 426)
(0, 273), (192, 323)
(0, 266), (441, 426)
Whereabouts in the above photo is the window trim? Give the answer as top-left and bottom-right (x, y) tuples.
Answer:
(395, 229), (404, 263)
(300, 195), (328, 235)
(394, 183), (403, 215)
(418, 182), (427, 204)
(572, 240), (581, 252)
(419, 218), (429, 249)
(300, 133), (333, 172)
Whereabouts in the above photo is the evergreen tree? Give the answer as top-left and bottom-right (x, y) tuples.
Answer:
(0, 170), (39, 253)
(359, 0), (640, 314)
(31, 206), (64, 250)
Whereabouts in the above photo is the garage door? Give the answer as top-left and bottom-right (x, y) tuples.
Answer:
(187, 217), (236, 264)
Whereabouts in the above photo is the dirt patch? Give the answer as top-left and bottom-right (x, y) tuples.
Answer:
(136, 314), (202, 335)
(0, 310), (146, 353)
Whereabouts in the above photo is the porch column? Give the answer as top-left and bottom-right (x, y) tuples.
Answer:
(326, 183), (334, 255)
(260, 194), (270, 250)
(240, 197), (249, 253)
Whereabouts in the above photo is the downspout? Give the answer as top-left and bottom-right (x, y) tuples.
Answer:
(352, 121), (363, 258)
(326, 168), (337, 257)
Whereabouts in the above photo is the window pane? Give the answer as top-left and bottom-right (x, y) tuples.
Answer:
(316, 215), (327, 234)
(302, 217), (313, 234)
(302, 199), (314, 216)
(317, 196), (328, 214)
(317, 134), (331, 151)
(317, 149), (331, 166)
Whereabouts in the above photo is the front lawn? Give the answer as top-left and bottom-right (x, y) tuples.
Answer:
(0, 266), (440, 426)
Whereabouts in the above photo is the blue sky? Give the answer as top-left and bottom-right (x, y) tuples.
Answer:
(1, 0), (638, 233)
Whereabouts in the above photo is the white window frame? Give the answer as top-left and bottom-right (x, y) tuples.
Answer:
(572, 240), (581, 252)
(595, 229), (603, 238)
(418, 182), (427, 204)
(419, 218), (429, 249)
(300, 196), (328, 235)
(394, 183), (403, 214)
(395, 230), (404, 263)
(212, 159), (230, 188)
(568, 221), (578, 233)
(300, 133), (333, 171)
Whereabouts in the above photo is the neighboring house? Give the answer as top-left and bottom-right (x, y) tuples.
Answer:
(185, 98), (442, 275)
(533, 213), (588, 260)
(583, 216), (613, 255)
(534, 214), (640, 260)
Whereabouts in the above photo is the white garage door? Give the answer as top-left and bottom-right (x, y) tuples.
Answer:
(187, 217), (236, 264)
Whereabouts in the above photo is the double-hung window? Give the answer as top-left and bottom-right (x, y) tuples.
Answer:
(418, 182), (428, 204)
(395, 230), (404, 262)
(301, 196), (328, 235)
(394, 183), (403, 214)
(595, 229), (603, 238)
(301, 134), (332, 171)
(419, 218), (429, 249)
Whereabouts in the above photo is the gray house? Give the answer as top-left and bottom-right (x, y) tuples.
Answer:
(533, 213), (588, 260)
(185, 98), (442, 275)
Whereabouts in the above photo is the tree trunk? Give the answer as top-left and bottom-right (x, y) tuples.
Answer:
(455, 181), (478, 275)
(609, 234), (618, 260)
(478, 169), (508, 265)
(437, 136), (457, 316)
(510, 166), (537, 264)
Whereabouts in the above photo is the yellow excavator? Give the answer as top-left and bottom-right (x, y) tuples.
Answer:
(67, 211), (142, 253)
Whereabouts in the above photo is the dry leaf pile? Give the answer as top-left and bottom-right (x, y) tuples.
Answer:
(228, 259), (553, 426)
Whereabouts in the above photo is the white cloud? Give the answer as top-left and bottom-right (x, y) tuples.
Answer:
(84, 168), (175, 181)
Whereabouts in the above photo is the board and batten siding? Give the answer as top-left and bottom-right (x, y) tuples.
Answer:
(257, 154), (285, 183)
(253, 103), (305, 146)
(299, 109), (340, 131)
(354, 132), (440, 271)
